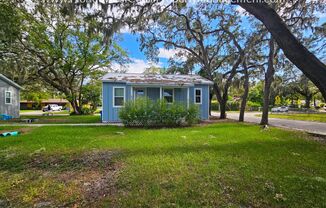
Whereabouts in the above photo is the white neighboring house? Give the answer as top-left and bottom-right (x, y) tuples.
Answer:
(0, 74), (23, 118)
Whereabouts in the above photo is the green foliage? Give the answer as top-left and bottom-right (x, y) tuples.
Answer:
(0, 1), (21, 47)
(0, 3), (129, 114)
(248, 82), (264, 106)
(79, 107), (94, 115)
(211, 100), (241, 111)
(119, 98), (199, 127)
(81, 80), (102, 112)
(247, 101), (261, 108)
(274, 95), (282, 106)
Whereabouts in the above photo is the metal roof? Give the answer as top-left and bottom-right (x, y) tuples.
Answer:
(102, 73), (214, 86)
(0, 74), (23, 89)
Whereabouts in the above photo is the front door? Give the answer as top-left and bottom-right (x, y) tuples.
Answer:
(134, 88), (146, 99)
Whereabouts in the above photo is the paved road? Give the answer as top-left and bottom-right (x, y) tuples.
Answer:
(213, 112), (326, 135)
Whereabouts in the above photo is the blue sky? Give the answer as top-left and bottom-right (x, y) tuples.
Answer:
(115, 32), (173, 73)
(115, 10), (326, 74)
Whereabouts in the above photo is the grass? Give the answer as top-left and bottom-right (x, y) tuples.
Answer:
(266, 113), (326, 123)
(0, 123), (325, 207)
(0, 114), (101, 124)
(20, 110), (40, 113)
(20, 110), (70, 115)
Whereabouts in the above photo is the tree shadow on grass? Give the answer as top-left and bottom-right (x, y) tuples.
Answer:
(0, 150), (121, 207)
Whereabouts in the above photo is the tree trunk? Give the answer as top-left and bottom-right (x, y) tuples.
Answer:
(212, 83), (227, 119)
(220, 100), (227, 119)
(239, 67), (249, 122)
(305, 95), (312, 109)
(238, 3), (326, 101)
(209, 93), (213, 116)
(261, 38), (275, 125)
(70, 98), (81, 115)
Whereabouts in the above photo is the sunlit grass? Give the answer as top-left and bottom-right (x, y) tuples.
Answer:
(268, 113), (326, 123)
(0, 123), (325, 207)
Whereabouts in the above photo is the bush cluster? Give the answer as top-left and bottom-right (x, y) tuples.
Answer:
(119, 98), (199, 128)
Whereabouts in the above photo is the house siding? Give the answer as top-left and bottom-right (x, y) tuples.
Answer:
(147, 87), (160, 101)
(102, 82), (210, 122)
(174, 88), (187, 105)
(0, 78), (20, 118)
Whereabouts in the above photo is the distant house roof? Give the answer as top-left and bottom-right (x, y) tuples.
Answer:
(0, 74), (23, 89)
(20, 99), (69, 104)
(102, 73), (214, 86)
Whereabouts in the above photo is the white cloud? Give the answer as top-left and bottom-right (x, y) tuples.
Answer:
(119, 25), (132, 34)
(111, 58), (162, 73)
(158, 48), (187, 60)
(316, 12), (326, 18)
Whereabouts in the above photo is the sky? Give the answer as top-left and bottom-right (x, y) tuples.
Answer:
(114, 8), (326, 74)
(114, 33), (180, 73)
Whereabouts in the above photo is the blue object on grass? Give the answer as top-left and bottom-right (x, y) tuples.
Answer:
(0, 131), (20, 137)
(0, 114), (13, 121)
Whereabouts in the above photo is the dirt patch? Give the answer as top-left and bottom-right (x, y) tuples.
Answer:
(306, 133), (326, 143)
(198, 118), (236, 126)
(6, 150), (122, 207)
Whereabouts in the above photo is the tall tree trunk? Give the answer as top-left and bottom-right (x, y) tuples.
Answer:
(209, 93), (213, 116)
(69, 97), (81, 115)
(238, 2), (326, 101)
(213, 83), (227, 119)
(71, 101), (78, 114)
(261, 38), (275, 125)
(239, 66), (249, 122)
(219, 100), (227, 119)
(305, 95), (312, 109)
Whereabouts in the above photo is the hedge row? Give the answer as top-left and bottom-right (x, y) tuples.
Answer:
(119, 98), (199, 128)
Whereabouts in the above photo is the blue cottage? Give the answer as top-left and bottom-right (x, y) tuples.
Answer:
(101, 73), (214, 122)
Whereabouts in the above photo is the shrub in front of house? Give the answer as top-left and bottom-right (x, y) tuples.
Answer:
(119, 98), (199, 127)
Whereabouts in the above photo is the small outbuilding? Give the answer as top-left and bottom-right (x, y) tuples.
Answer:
(101, 73), (214, 123)
(0, 74), (22, 118)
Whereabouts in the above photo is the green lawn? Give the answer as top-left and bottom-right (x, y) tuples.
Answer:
(0, 114), (100, 124)
(20, 110), (40, 113)
(268, 113), (326, 123)
(20, 110), (70, 115)
(0, 123), (325, 207)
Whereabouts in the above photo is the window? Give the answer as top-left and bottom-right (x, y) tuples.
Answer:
(135, 88), (145, 98)
(195, 88), (202, 104)
(136, 89), (145, 96)
(163, 89), (173, 103)
(5, 91), (12, 104)
(113, 87), (125, 107)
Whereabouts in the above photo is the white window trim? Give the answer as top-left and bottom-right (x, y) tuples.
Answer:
(194, 88), (202, 104)
(162, 88), (174, 103)
(113, 86), (125, 108)
(5, 91), (12, 105)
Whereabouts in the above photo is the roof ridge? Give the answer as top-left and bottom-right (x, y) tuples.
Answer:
(101, 73), (214, 85)
(0, 74), (23, 89)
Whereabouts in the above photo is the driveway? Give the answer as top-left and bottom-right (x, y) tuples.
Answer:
(213, 112), (326, 136)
